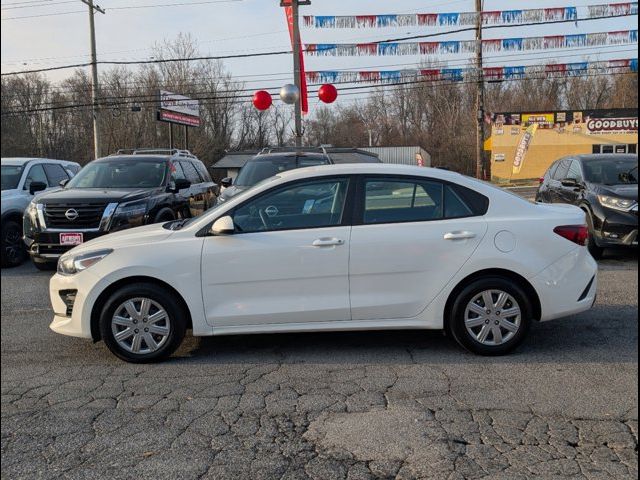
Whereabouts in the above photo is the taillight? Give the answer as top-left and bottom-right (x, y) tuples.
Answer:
(554, 225), (589, 246)
(538, 177), (545, 185)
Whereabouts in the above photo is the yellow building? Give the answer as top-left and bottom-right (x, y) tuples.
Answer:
(487, 109), (638, 184)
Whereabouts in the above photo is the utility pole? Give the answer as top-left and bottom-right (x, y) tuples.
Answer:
(291, 0), (305, 148)
(81, 0), (105, 159)
(474, 0), (485, 179)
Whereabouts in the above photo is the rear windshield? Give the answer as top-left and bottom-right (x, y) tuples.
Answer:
(583, 157), (638, 185)
(234, 155), (328, 187)
(66, 158), (167, 189)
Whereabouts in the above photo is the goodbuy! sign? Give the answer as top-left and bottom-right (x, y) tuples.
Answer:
(587, 117), (638, 135)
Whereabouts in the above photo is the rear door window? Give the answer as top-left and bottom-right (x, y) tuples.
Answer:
(554, 159), (571, 180)
(567, 160), (584, 182)
(194, 161), (212, 182)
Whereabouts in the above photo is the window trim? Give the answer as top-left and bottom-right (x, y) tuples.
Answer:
(201, 175), (356, 236)
(352, 174), (488, 227)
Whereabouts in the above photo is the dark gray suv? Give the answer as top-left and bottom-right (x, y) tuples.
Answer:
(216, 147), (380, 205)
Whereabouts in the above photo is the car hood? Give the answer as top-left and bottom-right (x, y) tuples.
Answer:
(64, 222), (173, 256)
(36, 187), (159, 204)
(592, 183), (638, 201)
(219, 185), (248, 201)
(1, 189), (20, 200)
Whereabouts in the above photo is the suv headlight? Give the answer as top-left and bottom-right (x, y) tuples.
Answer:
(597, 195), (637, 212)
(58, 249), (113, 276)
(26, 200), (38, 223)
(111, 200), (148, 229)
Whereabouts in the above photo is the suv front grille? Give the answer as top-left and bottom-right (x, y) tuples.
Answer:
(44, 203), (107, 229)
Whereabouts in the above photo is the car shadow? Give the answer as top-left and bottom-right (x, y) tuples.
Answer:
(171, 303), (637, 367)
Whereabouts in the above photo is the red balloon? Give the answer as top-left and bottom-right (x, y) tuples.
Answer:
(318, 84), (338, 104)
(252, 90), (272, 111)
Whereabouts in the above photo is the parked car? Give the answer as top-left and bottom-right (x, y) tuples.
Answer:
(24, 149), (218, 270)
(536, 154), (638, 259)
(49, 163), (597, 363)
(216, 147), (380, 204)
(2, 157), (81, 268)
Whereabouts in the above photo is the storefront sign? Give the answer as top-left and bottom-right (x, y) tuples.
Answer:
(586, 117), (638, 135)
(522, 113), (554, 128)
(513, 124), (538, 174)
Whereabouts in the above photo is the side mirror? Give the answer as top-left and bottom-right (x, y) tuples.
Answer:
(29, 181), (47, 195)
(210, 215), (235, 236)
(221, 177), (233, 188)
(170, 178), (191, 193)
(561, 178), (579, 188)
(59, 178), (69, 188)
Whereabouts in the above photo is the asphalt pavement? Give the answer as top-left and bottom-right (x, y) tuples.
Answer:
(1, 249), (638, 480)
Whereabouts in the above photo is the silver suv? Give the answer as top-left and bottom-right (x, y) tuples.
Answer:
(1, 157), (81, 267)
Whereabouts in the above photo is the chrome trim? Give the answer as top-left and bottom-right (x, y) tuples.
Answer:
(38, 202), (119, 233)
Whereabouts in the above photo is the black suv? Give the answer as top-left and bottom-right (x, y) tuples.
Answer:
(23, 149), (218, 270)
(536, 154), (638, 258)
(216, 147), (380, 204)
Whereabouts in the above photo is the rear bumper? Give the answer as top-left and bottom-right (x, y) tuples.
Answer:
(531, 247), (598, 322)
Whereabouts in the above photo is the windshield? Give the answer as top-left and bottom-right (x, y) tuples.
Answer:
(583, 157), (638, 185)
(66, 158), (167, 189)
(234, 155), (328, 187)
(1, 165), (24, 190)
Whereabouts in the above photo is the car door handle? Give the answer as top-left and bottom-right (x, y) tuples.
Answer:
(312, 238), (345, 247)
(444, 231), (476, 241)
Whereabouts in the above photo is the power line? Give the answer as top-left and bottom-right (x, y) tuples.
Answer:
(2, 69), (636, 116)
(1, 1), (75, 10)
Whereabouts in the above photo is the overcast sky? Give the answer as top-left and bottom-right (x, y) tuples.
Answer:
(1, 0), (637, 108)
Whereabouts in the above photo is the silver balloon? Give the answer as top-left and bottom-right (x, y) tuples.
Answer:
(280, 84), (300, 105)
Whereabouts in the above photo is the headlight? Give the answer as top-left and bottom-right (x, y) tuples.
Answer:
(57, 249), (113, 276)
(26, 200), (38, 223)
(110, 200), (148, 229)
(597, 195), (637, 212)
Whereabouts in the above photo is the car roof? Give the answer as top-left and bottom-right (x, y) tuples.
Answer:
(574, 154), (638, 163)
(252, 152), (328, 161)
(94, 155), (172, 163)
(275, 163), (465, 182)
(1, 157), (78, 166)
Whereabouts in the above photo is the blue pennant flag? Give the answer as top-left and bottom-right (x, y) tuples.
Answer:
(377, 15), (398, 27)
(630, 59), (638, 72)
(501, 10), (523, 23)
(380, 71), (402, 83)
(504, 66), (526, 79)
(565, 34), (587, 47)
(439, 41), (461, 53)
(567, 62), (588, 75)
(441, 68), (464, 81)
(378, 43), (400, 55)
(564, 7), (578, 20)
(502, 38), (524, 51)
(315, 16), (336, 28)
(438, 13), (460, 25)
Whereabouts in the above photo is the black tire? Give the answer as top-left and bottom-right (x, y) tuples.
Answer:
(31, 257), (57, 271)
(1, 220), (27, 268)
(584, 211), (604, 260)
(99, 283), (186, 363)
(153, 208), (175, 224)
(448, 276), (533, 356)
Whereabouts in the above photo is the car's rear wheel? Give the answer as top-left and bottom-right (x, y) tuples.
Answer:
(99, 284), (186, 363)
(1, 220), (27, 268)
(448, 277), (532, 356)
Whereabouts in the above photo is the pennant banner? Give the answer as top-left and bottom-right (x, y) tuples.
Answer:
(305, 59), (638, 85)
(305, 30), (638, 56)
(304, 2), (637, 28)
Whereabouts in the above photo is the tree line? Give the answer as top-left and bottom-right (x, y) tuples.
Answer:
(2, 35), (637, 174)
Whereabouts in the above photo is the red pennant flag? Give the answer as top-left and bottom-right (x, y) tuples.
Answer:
(284, 3), (309, 114)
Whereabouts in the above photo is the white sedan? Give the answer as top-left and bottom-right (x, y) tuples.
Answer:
(49, 164), (597, 362)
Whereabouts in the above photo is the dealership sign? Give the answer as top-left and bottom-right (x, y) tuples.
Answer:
(587, 117), (638, 135)
(158, 91), (201, 127)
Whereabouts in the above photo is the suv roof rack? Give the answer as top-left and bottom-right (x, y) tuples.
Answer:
(258, 146), (329, 157)
(112, 148), (198, 159)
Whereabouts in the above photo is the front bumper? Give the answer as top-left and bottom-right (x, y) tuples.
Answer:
(592, 205), (638, 248)
(49, 270), (100, 339)
(531, 246), (598, 322)
(26, 231), (108, 262)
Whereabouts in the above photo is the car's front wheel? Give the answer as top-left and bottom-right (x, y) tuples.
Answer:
(99, 284), (187, 363)
(448, 277), (533, 356)
(1, 220), (27, 268)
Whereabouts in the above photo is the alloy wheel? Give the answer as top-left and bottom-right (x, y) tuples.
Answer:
(111, 297), (171, 354)
(464, 290), (522, 346)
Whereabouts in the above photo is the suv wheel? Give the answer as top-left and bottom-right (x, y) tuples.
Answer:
(1, 220), (27, 268)
(448, 277), (532, 356)
(99, 284), (186, 363)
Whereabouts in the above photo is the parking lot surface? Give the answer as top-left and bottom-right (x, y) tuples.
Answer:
(1, 251), (638, 480)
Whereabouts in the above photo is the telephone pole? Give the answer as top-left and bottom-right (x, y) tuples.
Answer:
(81, 0), (105, 159)
(474, 0), (485, 179)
